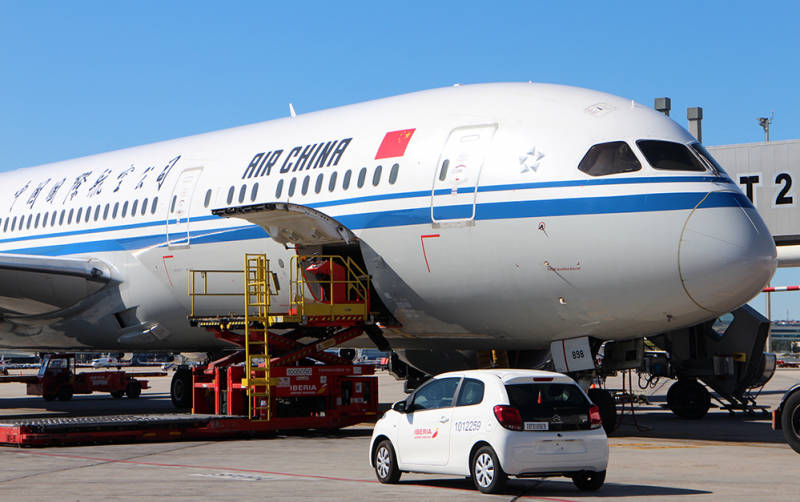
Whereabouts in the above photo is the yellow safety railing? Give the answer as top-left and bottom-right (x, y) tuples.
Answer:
(188, 269), (244, 318)
(288, 255), (370, 322)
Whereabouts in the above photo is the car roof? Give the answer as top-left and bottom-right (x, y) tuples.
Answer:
(434, 368), (577, 384)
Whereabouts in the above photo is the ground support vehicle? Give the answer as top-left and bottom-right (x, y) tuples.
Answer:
(0, 353), (155, 401)
(370, 369), (608, 494)
(773, 383), (800, 453)
(0, 254), (381, 447)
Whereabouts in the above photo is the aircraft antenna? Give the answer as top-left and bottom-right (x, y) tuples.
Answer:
(289, 103), (296, 118)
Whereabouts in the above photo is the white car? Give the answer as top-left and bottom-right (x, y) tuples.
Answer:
(90, 357), (120, 368)
(370, 369), (609, 494)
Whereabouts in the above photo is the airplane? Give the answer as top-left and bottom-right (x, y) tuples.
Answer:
(0, 82), (778, 427)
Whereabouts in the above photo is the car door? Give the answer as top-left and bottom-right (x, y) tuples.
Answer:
(397, 377), (460, 466)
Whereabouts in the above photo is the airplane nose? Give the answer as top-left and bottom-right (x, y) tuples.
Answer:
(678, 191), (777, 313)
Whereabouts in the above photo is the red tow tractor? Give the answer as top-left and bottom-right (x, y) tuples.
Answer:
(1, 353), (151, 401)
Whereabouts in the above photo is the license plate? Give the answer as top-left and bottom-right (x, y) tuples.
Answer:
(524, 422), (548, 431)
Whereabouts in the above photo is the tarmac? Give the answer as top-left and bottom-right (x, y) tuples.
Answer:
(0, 366), (798, 501)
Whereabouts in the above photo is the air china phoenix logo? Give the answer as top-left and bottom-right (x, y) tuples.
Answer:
(413, 427), (439, 439)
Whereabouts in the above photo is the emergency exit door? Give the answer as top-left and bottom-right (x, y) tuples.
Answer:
(431, 124), (497, 222)
(166, 167), (203, 247)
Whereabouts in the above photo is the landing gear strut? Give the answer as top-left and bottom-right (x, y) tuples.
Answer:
(666, 379), (710, 419)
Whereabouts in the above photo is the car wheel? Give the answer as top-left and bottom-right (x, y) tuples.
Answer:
(571, 470), (606, 491)
(470, 445), (506, 494)
(780, 390), (800, 454)
(110, 390), (124, 399)
(373, 439), (401, 484)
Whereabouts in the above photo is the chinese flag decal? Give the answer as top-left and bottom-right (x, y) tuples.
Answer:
(431, 428), (439, 439)
(375, 128), (416, 160)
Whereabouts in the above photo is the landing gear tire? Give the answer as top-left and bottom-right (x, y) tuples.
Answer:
(571, 470), (606, 491)
(470, 445), (507, 494)
(780, 390), (800, 454)
(667, 379), (710, 419)
(57, 385), (73, 401)
(170, 367), (193, 408)
(588, 388), (618, 434)
(126, 380), (142, 399)
(373, 439), (401, 484)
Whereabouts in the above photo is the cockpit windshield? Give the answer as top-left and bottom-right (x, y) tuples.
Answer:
(578, 141), (641, 176)
(689, 143), (727, 176)
(636, 140), (706, 172)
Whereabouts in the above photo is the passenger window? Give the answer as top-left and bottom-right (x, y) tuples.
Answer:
(238, 184), (246, 203)
(251, 183), (259, 201)
(389, 163), (399, 184)
(372, 165), (382, 186)
(315, 174), (323, 194)
(357, 167), (367, 188)
(637, 140), (706, 172)
(151, 196), (158, 214)
(131, 200), (139, 216)
(410, 377), (461, 411)
(204, 189), (212, 208)
(141, 199), (148, 216)
(26, 214), (32, 229)
(343, 170), (352, 190)
(67, 209), (74, 224)
(112, 203), (119, 219)
(50, 211), (56, 226)
(42, 213), (47, 228)
(34, 213), (40, 228)
(2, 218), (7, 232)
(227, 186), (234, 204)
(85, 206), (91, 223)
(301, 175), (310, 195)
(456, 378), (485, 406)
(102, 204), (109, 220)
(93, 205), (100, 221)
(59, 210), (65, 225)
(578, 141), (641, 176)
(11, 216), (16, 231)
(275, 179), (284, 198)
(171, 195), (177, 213)
(328, 171), (338, 192)
(288, 177), (297, 197)
(122, 201), (128, 218)
(439, 160), (449, 181)
(76, 207), (83, 223)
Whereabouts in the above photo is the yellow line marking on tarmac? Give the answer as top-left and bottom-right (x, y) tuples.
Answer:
(610, 442), (704, 450)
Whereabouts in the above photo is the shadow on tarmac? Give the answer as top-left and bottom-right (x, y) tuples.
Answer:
(400, 477), (711, 498)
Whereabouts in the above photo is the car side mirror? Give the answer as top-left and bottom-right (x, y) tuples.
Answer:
(392, 400), (407, 413)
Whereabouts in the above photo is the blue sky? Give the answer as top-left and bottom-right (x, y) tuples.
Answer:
(1, 1), (799, 317)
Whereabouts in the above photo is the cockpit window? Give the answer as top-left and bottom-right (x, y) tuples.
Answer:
(689, 143), (727, 176)
(578, 141), (641, 176)
(636, 140), (706, 172)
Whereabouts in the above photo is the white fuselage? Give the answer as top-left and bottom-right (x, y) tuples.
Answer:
(0, 83), (777, 351)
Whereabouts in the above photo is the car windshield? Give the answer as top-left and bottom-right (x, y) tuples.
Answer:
(505, 383), (592, 431)
(636, 140), (706, 172)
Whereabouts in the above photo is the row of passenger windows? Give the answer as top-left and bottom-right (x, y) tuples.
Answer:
(203, 163), (401, 208)
(578, 140), (722, 177)
(1, 197), (160, 233)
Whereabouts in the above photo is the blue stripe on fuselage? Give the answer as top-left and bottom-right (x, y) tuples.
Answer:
(1, 189), (750, 256)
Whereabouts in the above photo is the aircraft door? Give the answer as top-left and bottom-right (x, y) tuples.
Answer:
(431, 124), (497, 222)
(166, 167), (203, 248)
